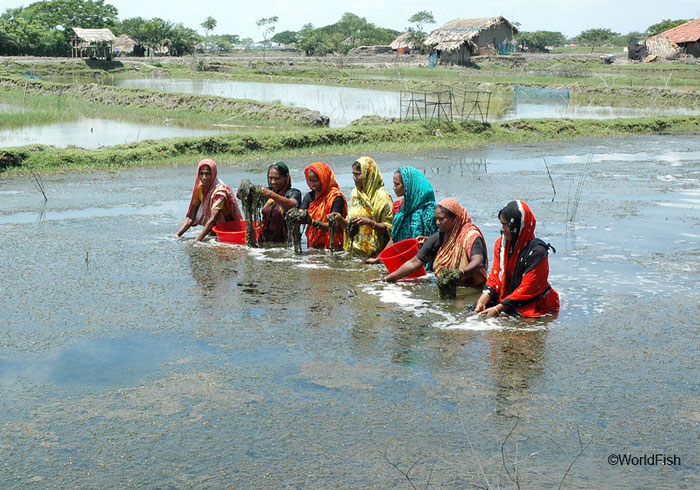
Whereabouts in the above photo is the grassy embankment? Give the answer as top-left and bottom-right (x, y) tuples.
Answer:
(2, 116), (699, 175)
(4, 56), (700, 118)
(2, 56), (699, 175)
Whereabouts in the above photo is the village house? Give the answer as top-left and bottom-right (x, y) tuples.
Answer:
(70, 28), (116, 59)
(649, 17), (700, 58)
(423, 16), (518, 66)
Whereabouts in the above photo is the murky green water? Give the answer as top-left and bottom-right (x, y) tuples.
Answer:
(1, 135), (698, 487)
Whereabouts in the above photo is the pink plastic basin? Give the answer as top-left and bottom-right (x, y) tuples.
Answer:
(378, 238), (426, 279)
(213, 220), (261, 244)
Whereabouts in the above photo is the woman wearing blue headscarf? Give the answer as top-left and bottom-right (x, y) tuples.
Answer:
(366, 166), (438, 267)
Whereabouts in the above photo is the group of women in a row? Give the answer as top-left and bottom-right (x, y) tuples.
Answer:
(176, 157), (560, 318)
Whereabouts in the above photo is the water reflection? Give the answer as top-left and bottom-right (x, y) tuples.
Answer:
(0, 117), (228, 149)
(489, 329), (548, 416)
(115, 78), (402, 128)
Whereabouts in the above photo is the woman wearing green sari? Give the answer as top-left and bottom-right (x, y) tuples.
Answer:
(366, 166), (438, 267)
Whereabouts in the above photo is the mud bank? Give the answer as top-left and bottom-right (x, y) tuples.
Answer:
(0, 77), (329, 127)
(2, 116), (699, 173)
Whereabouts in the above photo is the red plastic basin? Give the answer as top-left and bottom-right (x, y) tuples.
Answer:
(378, 238), (426, 279)
(213, 220), (261, 244)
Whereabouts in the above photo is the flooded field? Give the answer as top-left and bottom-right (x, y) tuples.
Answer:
(115, 78), (401, 128)
(0, 117), (229, 149)
(1, 134), (699, 487)
(115, 78), (700, 126)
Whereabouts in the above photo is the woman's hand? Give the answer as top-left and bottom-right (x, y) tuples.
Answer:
(479, 303), (503, 318)
(260, 187), (273, 199)
(416, 235), (428, 247)
(364, 257), (380, 264)
(351, 216), (373, 227)
(329, 212), (348, 230)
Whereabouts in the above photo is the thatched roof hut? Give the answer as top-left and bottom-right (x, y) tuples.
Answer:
(112, 34), (141, 56)
(390, 32), (418, 52)
(423, 16), (518, 65)
(71, 28), (116, 59)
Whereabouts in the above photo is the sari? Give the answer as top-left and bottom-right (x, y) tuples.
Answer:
(433, 198), (487, 281)
(261, 162), (299, 243)
(186, 158), (242, 226)
(391, 166), (437, 243)
(304, 161), (347, 249)
(484, 200), (560, 317)
(345, 157), (394, 257)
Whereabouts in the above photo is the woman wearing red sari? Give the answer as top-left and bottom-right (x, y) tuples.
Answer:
(176, 158), (242, 241)
(299, 161), (347, 250)
(475, 200), (560, 318)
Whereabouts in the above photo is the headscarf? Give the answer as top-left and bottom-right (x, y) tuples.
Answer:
(186, 158), (241, 225)
(433, 198), (487, 279)
(261, 162), (292, 242)
(497, 200), (536, 287)
(304, 161), (347, 249)
(345, 156), (394, 257)
(391, 166), (437, 242)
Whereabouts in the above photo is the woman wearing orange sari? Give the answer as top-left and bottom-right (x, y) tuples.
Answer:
(383, 198), (487, 288)
(176, 158), (242, 241)
(299, 161), (347, 250)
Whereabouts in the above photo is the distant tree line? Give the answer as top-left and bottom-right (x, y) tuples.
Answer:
(0, 1), (694, 58)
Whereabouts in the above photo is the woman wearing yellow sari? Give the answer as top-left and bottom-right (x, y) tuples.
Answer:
(332, 157), (393, 258)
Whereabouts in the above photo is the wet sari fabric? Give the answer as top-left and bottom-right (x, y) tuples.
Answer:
(432, 198), (487, 280)
(187, 158), (242, 226)
(345, 157), (394, 257)
(485, 200), (560, 317)
(304, 161), (347, 249)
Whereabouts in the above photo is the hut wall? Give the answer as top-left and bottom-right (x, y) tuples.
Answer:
(438, 45), (471, 66)
(475, 24), (514, 48)
(682, 42), (700, 57)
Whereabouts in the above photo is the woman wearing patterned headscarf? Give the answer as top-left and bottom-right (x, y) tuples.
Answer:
(299, 161), (347, 250)
(259, 162), (302, 243)
(176, 158), (242, 241)
(382, 198), (487, 287)
(366, 166), (438, 267)
(475, 200), (560, 318)
(332, 156), (394, 258)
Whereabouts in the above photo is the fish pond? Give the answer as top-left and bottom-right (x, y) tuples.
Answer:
(0, 134), (698, 488)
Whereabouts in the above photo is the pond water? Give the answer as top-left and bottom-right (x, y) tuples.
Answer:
(0, 117), (229, 149)
(115, 78), (402, 128)
(114, 78), (700, 126)
(1, 135), (699, 487)
(501, 102), (700, 120)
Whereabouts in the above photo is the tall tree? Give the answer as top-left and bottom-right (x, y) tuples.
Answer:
(256, 15), (278, 59)
(575, 28), (619, 46)
(646, 19), (690, 37)
(406, 10), (435, 52)
(200, 16), (216, 52)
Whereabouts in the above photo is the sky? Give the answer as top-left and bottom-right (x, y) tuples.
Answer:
(3, 0), (700, 40)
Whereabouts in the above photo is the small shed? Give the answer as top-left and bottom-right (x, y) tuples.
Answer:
(423, 16), (518, 66)
(112, 34), (143, 57)
(71, 28), (116, 59)
(652, 17), (700, 57)
(390, 32), (418, 54)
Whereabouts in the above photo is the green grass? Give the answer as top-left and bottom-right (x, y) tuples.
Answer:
(3, 116), (698, 175)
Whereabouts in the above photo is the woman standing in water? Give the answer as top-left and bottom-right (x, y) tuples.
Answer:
(382, 198), (487, 287)
(299, 161), (347, 250)
(176, 158), (242, 241)
(366, 166), (438, 267)
(259, 162), (302, 243)
(332, 156), (394, 258)
(475, 200), (560, 318)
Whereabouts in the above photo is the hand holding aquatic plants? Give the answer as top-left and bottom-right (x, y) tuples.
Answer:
(238, 179), (263, 247)
(436, 269), (463, 299)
